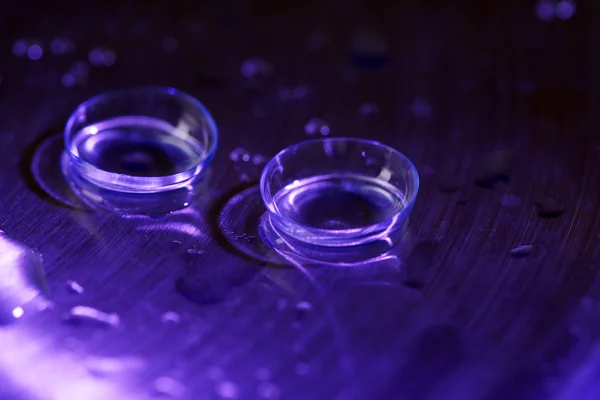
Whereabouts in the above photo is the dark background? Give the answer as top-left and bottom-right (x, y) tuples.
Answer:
(0, 0), (598, 399)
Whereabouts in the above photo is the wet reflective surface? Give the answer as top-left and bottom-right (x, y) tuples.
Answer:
(1, 0), (598, 399)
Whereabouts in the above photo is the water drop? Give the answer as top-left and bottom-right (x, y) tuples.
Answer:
(257, 382), (280, 399)
(65, 280), (84, 294)
(65, 305), (120, 327)
(153, 376), (186, 397)
(473, 149), (513, 188)
(556, 0), (576, 20)
(349, 30), (389, 68)
(12, 39), (29, 57)
(295, 362), (310, 376)
(88, 46), (116, 67)
(359, 102), (379, 116)
(216, 381), (239, 399)
(536, 0), (555, 21)
(240, 57), (273, 79)
(255, 367), (271, 381)
(295, 301), (312, 311)
(229, 147), (251, 162)
(0, 233), (50, 325)
(161, 311), (181, 324)
(251, 154), (268, 165)
(84, 356), (145, 377)
(162, 36), (179, 53)
(26, 43), (43, 61)
(410, 98), (432, 118)
(62, 61), (91, 87)
(501, 194), (522, 207)
(49, 36), (75, 55)
(173, 240), (182, 245)
(185, 248), (204, 255)
(510, 244), (533, 258)
(535, 197), (565, 218)
(304, 118), (330, 136)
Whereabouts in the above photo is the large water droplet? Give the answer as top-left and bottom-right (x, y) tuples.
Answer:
(304, 118), (330, 136)
(0, 233), (50, 325)
(65, 305), (120, 327)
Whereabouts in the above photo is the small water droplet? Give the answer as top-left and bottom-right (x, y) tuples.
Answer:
(257, 382), (280, 399)
(359, 102), (379, 116)
(153, 376), (186, 397)
(185, 248), (204, 255)
(535, 197), (565, 218)
(26, 43), (44, 61)
(536, 0), (555, 21)
(255, 367), (271, 381)
(501, 194), (522, 207)
(65, 305), (120, 327)
(66, 280), (84, 294)
(556, 0), (576, 20)
(252, 154), (268, 165)
(295, 301), (312, 311)
(84, 356), (145, 377)
(49, 36), (75, 55)
(62, 61), (91, 87)
(216, 380), (239, 399)
(510, 244), (533, 258)
(88, 46), (116, 67)
(410, 98), (432, 118)
(162, 36), (179, 53)
(304, 118), (330, 136)
(230, 147), (251, 162)
(241, 57), (273, 79)
(474, 149), (513, 188)
(161, 311), (181, 324)
(295, 362), (310, 376)
(173, 240), (182, 245)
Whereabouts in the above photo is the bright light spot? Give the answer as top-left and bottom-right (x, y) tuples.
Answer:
(11, 307), (23, 319)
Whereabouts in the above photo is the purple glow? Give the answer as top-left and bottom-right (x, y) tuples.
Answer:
(26, 45), (43, 61)
(536, 0), (555, 21)
(556, 1), (576, 20)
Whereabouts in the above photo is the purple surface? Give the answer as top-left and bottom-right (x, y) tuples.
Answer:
(0, 1), (598, 399)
